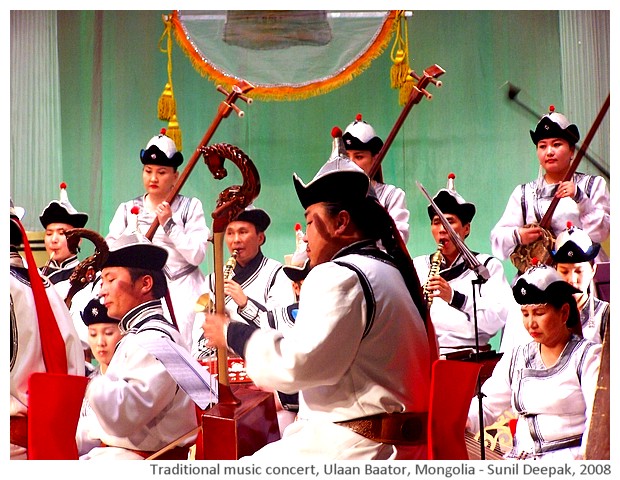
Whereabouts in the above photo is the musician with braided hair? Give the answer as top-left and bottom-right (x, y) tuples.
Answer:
(201, 140), (436, 459)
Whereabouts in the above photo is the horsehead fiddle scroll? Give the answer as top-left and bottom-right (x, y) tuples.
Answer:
(63, 228), (109, 309)
(203, 142), (260, 405)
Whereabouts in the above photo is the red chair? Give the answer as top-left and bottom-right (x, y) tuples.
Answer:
(27, 372), (88, 460)
(427, 359), (482, 460)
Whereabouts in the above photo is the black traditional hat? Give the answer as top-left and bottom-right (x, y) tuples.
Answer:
(103, 232), (168, 270)
(530, 106), (580, 145)
(39, 182), (89, 229)
(551, 221), (600, 264)
(513, 261), (579, 305)
(81, 298), (118, 326)
(427, 173), (476, 225)
(294, 127), (370, 210)
(232, 205), (271, 232)
(342, 113), (384, 155)
(140, 128), (184, 168)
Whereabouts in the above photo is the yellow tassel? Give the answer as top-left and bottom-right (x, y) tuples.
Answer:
(158, 15), (178, 122)
(157, 82), (176, 121)
(166, 114), (182, 152)
(390, 49), (409, 89)
(398, 79), (415, 106)
(389, 11), (412, 90)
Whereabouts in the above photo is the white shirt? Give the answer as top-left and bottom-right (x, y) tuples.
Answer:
(491, 173), (610, 261)
(413, 251), (518, 354)
(107, 194), (210, 349)
(468, 335), (601, 459)
(232, 241), (432, 459)
(83, 300), (197, 459)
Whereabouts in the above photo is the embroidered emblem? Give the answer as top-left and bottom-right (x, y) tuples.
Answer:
(91, 306), (99, 318)
(521, 287), (527, 296)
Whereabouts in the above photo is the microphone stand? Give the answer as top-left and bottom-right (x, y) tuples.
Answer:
(416, 181), (489, 459)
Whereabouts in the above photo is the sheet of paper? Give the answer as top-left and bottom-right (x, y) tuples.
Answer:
(137, 336), (219, 410)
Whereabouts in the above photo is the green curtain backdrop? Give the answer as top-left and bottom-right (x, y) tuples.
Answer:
(12, 10), (609, 285)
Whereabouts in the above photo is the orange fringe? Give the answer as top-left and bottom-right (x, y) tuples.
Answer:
(170, 10), (400, 102)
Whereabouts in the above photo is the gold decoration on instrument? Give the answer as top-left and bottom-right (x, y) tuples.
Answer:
(510, 224), (555, 274)
(423, 242), (444, 306)
(468, 411), (516, 459)
(224, 249), (238, 280)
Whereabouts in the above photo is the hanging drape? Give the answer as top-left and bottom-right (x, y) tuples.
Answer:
(170, 10), (399, 101)
(10, 11), (63, 231)
(559, 10), (610, 178)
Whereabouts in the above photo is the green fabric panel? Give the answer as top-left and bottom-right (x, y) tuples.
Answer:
(57, 10), (562, 287)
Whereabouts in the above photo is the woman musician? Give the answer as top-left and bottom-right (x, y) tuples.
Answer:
(490, 107), (610, 267)
(466, 262), (601, 460)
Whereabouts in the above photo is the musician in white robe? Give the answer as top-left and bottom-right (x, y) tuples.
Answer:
(343, 113), (410, 243)
(501, 223), (609, 352)
(81, 234), (197, 460)
(10, 201), (85, 460)
(490, 107), (609, 263)
(107, 129), (210, 350)
(38, 182), (89, 301)
(413, 173), (518, 356)
(75, 299), (123, 456)
(191, 206), (295, 359)
(467, 263), (601, 460)
(201, 151), (436, 459)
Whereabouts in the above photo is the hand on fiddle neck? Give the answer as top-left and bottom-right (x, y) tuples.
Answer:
(201, 312), (230, 350)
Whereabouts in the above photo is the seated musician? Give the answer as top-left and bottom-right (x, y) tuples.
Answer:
(342, 113), (410, 243)
(552, 222), (609, 344)
(501, 223), (609, 352)
(76, 299), (123, 455)
(80, 233), (197, 460)
(490, 106), (609, 265)
(466, 262), (601, 460)
(412, 173), (519, 357)
(38, 182), (89, 300)
(201, 140), (436, 459)
(191, 205), (296, 359)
